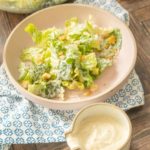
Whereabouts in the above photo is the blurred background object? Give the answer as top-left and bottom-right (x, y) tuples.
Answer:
(0, 0), (68, 14)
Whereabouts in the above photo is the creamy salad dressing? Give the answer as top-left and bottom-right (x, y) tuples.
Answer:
(66, 116), (128, 150)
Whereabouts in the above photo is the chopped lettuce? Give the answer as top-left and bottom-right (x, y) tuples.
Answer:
(59, 60), (73, 81)
(81, 53), (97, 71)
(19, 17), (121, 100)
(28, 80), (64, 99)
(79, 70), (94, 88)
(25, 24), (58, 47)
(98, 58), (113, 72)
(25, 23), (42, 44)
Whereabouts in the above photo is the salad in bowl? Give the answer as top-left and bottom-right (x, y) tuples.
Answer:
(19, 17), (121, 100)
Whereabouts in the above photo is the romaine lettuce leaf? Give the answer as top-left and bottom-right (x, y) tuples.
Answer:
(28, 80), (64, 99)
(81, 53), (97, 71)
(58, 60), (73, 81)
(98, 58), (113, 72)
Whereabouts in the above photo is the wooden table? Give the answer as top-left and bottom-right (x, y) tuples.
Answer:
(0, 0), (150, 149)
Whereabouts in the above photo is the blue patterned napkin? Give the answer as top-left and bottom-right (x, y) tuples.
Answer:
(0, 0), (144, 149)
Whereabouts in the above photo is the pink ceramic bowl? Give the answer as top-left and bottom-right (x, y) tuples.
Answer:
(3, 4), (137, 110)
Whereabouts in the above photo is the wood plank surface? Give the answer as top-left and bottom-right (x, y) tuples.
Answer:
(12, 144), (37, 150)
(0, 0), (150, 149)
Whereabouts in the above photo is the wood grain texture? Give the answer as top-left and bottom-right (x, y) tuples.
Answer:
(0, 0), (149, 149)
(12, 144), (37, 150)
(36, 143), (69, 150)
(0, 12), (26, 64)
(128, 94), (150, 150)
(118, 0), (150, 12)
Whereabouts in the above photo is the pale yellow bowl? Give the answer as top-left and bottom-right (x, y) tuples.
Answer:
(3, 4), (137, 110)
(65, 103), (132, 150)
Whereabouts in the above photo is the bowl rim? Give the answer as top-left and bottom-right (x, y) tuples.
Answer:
(3, 3), (137, 104)
(65, 103), (132, 150)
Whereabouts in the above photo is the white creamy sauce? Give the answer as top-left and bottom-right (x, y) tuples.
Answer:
(67, 116), (128, 150)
